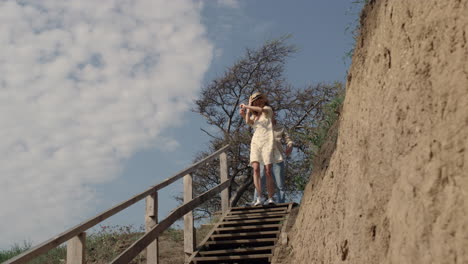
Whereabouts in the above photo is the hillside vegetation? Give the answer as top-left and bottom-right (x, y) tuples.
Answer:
(1, 225), (211, 263)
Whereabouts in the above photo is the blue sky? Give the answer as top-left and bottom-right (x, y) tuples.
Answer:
(0, 0), (362, 248)
(94, 0), (361, 232)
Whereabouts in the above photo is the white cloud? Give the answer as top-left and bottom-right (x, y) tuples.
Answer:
(0, 0), (213, 248)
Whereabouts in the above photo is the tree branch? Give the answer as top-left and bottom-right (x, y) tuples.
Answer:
(200, 128), (222, 140)
(230, 176), (253, 207)
(293, 98), (327, 129)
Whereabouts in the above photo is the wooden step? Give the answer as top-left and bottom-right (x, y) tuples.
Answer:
(198, 246), (275, 256)
(220, 217), (284, 226)
(229, 203), (291, 210)
(224, 212), (287, 221)
(215, 224), (282, 232)
(188, 204), (298, 264)
(228, 207), (286, 215)
(228, 209), (286, 215)
(192, 254), (271, 263)
(210, 231), (279, 240)
(204, 238), (277, 246)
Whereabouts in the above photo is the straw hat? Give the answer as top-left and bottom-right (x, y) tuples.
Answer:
(250, 92), (267, 103)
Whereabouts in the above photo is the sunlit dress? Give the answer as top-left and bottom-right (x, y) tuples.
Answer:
(249, 106), (283, 166)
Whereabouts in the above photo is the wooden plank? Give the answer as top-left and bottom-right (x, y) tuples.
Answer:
(66, 232), (85, 264)
(153, 145), (230, 192)
(110, 178), (232, 264)
(215, 224), (282, 232)
(184, 174), (195, 262)
(281, 203), (294, 245)
(225, 210), (287, 217)
(224, 215), (286, 222)
(271, 203), (295, 264)
(229, 203), (291, 210)
(210, 231), (279, 239)
(220, 217), (284, 225)
(283, 203), (293, 243)
(5, 191), (150, 264)
(231, 207), (288, 214)
(204, 238), (276, 245)
(228, 207), (286, 215)
(219, 152), (229, 214)
(145, 192), (159, 264)
(4, 145), (229, 264)
(185, 209), (231, 264)
(224, 212), (287, 220)
(198, 246), (274, 256)
(193, 254), (271, 261)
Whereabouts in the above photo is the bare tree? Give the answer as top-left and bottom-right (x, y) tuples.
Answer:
(178, 36), (343, 218)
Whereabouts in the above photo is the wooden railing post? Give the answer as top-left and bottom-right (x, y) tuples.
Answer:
(66, 232), (85, 264)
(184, 174), (195, 262)
(145, 191), (159, 264)
(220, 152), (229, 213)
(6, 145), (229, 264)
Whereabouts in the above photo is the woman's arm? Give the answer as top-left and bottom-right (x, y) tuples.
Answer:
(245, 97), (252, 124)
(240, 104), (254, 126)
(241, 104), (262, 112)
(240, 104), (268, 114)
(240, 108), (252, 124)
(241, 96), (257, 125)
(282, 129), (294, 156)
(240, 104), (262, 126)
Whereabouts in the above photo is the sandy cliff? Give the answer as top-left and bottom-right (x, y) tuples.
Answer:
(281, 0), (468, 263)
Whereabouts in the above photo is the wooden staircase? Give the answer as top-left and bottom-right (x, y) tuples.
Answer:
(189, 202), (296, 264)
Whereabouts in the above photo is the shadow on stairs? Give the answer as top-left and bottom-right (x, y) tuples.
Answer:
(188, 202), (297, 264)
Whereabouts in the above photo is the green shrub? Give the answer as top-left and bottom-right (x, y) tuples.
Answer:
(291, 90), (345, 191)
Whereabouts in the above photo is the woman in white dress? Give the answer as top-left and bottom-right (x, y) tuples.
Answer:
(240, 92), (283, 206)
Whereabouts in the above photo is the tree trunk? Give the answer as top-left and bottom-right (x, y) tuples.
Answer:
(230, 176), (253, 207)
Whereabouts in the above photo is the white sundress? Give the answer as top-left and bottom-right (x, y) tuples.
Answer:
(249, 106), (283, 166)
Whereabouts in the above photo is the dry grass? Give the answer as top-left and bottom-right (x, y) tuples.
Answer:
(1, 224), (216, 264)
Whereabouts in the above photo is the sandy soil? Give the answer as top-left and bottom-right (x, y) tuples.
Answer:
(278, 0), (468, 263)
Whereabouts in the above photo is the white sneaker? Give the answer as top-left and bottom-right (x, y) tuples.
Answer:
(266, 197), (276, 205)
(253, 197), (265, 206)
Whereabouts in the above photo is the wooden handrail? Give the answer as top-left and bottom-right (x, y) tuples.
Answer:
(110, 178), (233, 263)
(5, 145), (230, 264)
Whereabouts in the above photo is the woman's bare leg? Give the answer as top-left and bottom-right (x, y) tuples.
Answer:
(252, 162), (262, 198)
(265, 164), (276, 199)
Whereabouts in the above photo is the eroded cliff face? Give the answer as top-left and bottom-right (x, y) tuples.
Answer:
(282, 1), (468, 263)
